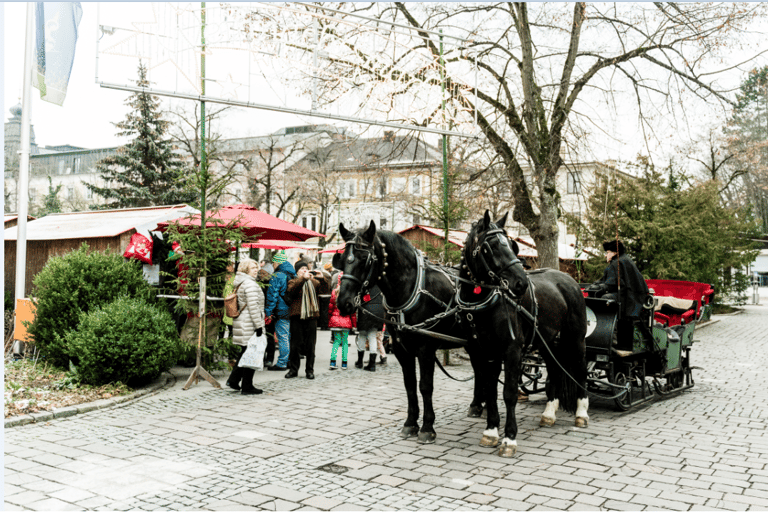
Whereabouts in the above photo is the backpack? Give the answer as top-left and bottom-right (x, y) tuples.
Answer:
(224, 283), (244, 318)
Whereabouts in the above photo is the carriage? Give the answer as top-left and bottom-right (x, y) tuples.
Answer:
(520, 278), (714, 411)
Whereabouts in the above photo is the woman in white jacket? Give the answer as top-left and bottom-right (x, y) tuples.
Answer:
(226, 259), (266, 395)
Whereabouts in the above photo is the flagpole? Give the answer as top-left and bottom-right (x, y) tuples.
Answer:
(15, 3), (35, 302)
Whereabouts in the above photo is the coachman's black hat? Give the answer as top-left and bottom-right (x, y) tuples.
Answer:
(602, 239), (626, 255)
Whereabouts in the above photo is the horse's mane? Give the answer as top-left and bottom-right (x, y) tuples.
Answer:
(372, 229), (416, 271)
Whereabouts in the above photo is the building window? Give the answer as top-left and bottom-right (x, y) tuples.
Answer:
(74, 157), (81, 173)
(29, 188), (36, 201)
(58, 161), (65, 174)
(67, 186), (74, 200)
(86, 186), (93, 199)
(567, 172), (581, 195)
(302, 214), (318, 232)
(338, 180), (356, 199)
(412, 214), (421, 225)
(377, 177), (387, 197)
(380, 217), (388, 230)
(411, 176), (421, 195)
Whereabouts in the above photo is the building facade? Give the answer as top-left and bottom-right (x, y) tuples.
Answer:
(4, 104), (625, 254)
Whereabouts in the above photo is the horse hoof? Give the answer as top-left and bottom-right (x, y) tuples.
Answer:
(540, 416), (555, 427)
(417, 431), (436, 444)
(574, 417), (588, 428)
(467, 405), (483, 418)
(480, 435), (499, 447)
(498, 444), (517, 457)
(400, 426), (419, 439)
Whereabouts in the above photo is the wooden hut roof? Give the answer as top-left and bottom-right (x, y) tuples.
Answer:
(4, 204), (198, 241)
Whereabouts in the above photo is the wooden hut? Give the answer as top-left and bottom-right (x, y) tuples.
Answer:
(397, 224), (589, 279)
(398, 225), (468, 252)
(4, 214), (35, 230)
(4, 205), (198, 296)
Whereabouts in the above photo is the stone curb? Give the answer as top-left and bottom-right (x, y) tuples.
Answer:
(3, 372), (176, 429)
(695, 318), (721, 330)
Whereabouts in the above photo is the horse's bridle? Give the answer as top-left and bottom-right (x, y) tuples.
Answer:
(463, 225), (525, 294)
(341, 236), (387, 307)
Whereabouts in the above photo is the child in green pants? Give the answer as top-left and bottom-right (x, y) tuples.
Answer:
(328, 272), (356, 369)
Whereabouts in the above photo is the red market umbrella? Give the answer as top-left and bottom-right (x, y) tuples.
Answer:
(156, 204), (324, 241)
(319, 242), (346, 254)
(242, 239), (304, 250)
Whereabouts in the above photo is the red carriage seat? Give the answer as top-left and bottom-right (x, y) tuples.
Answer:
(646, 279), (714, 326)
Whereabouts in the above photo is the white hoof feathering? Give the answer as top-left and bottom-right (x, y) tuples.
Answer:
(498, 438), (517, 457)
(575, 397), (589, 428)
(540, 399), (559, 427)
(480, 427), (499, 447)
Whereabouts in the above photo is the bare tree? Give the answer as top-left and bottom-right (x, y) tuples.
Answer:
(287, 145), (343, 246)
(249, 134), (311, 217)
(681, 128), (744, 208)
(166, 102), (242, 208)
(231, 2), (766, 267)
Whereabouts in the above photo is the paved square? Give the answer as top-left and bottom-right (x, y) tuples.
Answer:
(5, 309), (768, 510)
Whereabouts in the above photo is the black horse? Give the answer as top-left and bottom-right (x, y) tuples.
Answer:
(333, 219), (530, 446)
(461, 211), (590, 456)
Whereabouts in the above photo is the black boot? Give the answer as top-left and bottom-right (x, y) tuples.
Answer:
(355, 351), (364, 369)
(240, 368), (262, 395)
(226, 364), (243, 390)
(364, 353), (376, 372)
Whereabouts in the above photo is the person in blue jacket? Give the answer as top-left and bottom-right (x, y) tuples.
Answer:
(264, 251), (295, 370)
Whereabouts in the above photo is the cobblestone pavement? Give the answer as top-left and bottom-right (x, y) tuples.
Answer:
(5, 308), (768, 511)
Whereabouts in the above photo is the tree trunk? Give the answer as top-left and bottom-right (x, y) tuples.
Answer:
(532, 227), (559, 270)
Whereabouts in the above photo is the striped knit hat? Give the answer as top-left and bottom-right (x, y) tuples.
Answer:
(273, 250), (287, 265)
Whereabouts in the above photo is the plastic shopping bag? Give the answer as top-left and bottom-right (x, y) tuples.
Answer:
(238, 332), (268, 370)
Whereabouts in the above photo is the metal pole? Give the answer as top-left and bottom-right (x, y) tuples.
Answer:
(199, 1), (208, 368)
(99, 82), (474, 138)
(184, 2), (219, 390)
(440, 30), (449, 263)
(15, 3), (35, 302)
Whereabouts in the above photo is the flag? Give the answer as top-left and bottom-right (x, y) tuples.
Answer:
(33, 2), (83, 106)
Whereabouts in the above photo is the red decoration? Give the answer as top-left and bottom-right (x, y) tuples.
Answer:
(363, 294), (371, 302)
(474, 286), (482, 295)
(123, 233), (153, 264)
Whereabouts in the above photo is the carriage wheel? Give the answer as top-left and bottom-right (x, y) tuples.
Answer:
(612, 372), (632, 411)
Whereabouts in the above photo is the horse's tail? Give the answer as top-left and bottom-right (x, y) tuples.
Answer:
(546, 310), (588, 415)
(545, 338), (585, 413)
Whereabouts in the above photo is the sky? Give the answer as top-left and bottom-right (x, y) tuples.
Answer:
(2, 2), (312, 150)
(3, 2), (767, 163)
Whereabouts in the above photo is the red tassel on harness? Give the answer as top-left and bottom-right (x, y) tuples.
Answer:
(474, 286), (482, 294)
(363, 294), (371, 302)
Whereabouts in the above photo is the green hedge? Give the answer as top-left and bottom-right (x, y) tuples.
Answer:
(65, 297), (183, 387)
(27, 243), (155, 368)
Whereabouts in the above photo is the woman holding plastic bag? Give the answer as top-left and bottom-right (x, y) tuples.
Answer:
(226, 259), (266, 395)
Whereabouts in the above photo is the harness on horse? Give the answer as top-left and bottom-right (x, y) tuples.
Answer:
(343, 227), (543, 384)
(459, 224), (540, 359)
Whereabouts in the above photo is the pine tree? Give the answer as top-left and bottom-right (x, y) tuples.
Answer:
(86, 63), (196, 208)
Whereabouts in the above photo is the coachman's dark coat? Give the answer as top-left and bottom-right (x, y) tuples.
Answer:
(598, 254), (649, 319)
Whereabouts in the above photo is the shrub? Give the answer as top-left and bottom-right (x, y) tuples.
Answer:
(27, 243), (155, 368)
(65, 297), (184, 387)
